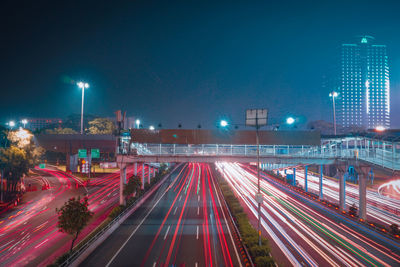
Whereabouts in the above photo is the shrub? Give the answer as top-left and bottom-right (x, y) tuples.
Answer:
(255, 256), (274, 267)
(213, 166), (274, 265)
(108, 205), (125, 219)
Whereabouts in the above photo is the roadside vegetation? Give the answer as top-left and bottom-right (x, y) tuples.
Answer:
(56, 196), (94, 252)
(43, 115), (115, 135)
(0, 127), (44, 203)
(49, 163), (171, 266)
(213, 168), (274, 266)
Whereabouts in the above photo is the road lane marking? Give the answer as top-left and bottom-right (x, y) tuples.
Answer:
(195, 263), (198, 267)
(174, 207), (178, 215)
(153, 262), (157, 267)
(196, 225), (199, 240)
(198, 195), (200, 202)
(210, 167), (243, 267)
(197, 206), (200, 215)
(34, 238), (48, 249)
(105, 176), (178, 267)
(0, 240), (14, 250)
(179, 195), (182, 201)
(164, 225), (171, 240)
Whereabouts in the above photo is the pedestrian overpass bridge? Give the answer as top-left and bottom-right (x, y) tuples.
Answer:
(116, 129), (399, 219)
(118, 129), (400, 170)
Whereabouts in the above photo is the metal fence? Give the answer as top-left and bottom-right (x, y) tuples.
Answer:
(59, 193), (146, 267)
(118, 134), (400, 170)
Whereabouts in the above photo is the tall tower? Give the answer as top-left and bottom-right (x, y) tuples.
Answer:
(338, 36), (390, 130)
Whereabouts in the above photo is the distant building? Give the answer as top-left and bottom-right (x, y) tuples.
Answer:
(27, 118), (63, 131)
(108, 116), (137, 129)
(338, 36), (390, 130)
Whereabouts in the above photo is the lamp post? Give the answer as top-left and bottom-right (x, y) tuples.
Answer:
(245, 109), (268, 247)
(329, 91), (338, 135)
(77, 82), (89, 134)
(8, 121), (15, 130)
(21, 119), (28, 128)
(135, 119), (141, 129)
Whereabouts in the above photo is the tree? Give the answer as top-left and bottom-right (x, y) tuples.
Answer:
(0, 128), (44, 198)
(45, 128), (78, 134)
(7, 128), (44, 166)
(88, 118), (115, 134)
(62, 114), (99, 132)
(0, 146), (29, 193)
(0, 125), (8, 148)
(123, 176), (142, 198)
(56, 196), (93, 252)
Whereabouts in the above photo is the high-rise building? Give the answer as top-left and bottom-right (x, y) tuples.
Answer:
(27, 118), (63, 131)
(338, 36), (390, 130)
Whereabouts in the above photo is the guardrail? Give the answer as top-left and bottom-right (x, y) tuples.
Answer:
(59, 192), (146, 267)
(58, 165), (179, 267)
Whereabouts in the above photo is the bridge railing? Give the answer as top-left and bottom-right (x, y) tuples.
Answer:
(127, 143), (344, 158)
(124, 142), (400, 170)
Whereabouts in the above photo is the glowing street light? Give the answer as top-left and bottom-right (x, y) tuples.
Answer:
(329, 91), (338, 135)
(376, 126), (385, 132)
(136, 119), (141, 129)
(21, 119), (28, 128)
(8, 121), (15, 129)
(220, 120), (228, 127)
(286, 117), (295, 125)
(77, 81), (90, 134)
(149, 125), (155, 131)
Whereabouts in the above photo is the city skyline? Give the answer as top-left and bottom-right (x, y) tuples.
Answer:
(1, 1), (400, 129)
(1, 2), (400, 266)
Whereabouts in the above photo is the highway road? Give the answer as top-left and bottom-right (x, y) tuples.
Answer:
(82, 163), (243, 267)
(0, 166), (146, 267)
(217, 162), (400, 267)
(284, 167), (400, 226)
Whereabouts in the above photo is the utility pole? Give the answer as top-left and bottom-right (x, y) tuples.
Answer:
(329, 91), (338, 135)
(246, 109), (268, 246)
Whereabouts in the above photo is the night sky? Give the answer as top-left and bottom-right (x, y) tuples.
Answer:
(1, 0), (400, 128)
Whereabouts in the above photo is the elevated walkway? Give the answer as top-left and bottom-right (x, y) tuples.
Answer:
(118, 130), (399, 170)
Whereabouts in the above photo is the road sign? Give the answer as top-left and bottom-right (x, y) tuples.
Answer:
(91, 148), (100, 159)
(78, 149), (87, 158)
(81, 163), (90, 173)
(246, 109), (268, 127)
(39, 163), (46, 169)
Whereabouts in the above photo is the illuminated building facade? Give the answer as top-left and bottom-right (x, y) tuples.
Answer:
(338, 36), (390, 129)
(27, 118), (63, 131)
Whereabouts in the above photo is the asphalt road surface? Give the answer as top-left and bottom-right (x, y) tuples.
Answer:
(82, 163), (243, 267)
(284, 167), (400, 226)
(217, 162), (400, 267)
(0, 165), (144, 267)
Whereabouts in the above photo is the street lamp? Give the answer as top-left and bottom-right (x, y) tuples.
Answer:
(135, 119), (141, 129)
(329, 91), (338, 135)
(21, 119), (28, 128)
(245, 109), (268, 247)
(220, 120), (228, 127)
(149, 125), (155, 131)
(286, 117), (295, 125)
(77, 81), (89, 134)
(8, 121), (15, 129)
